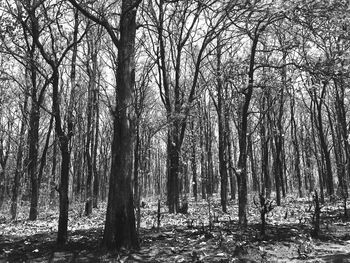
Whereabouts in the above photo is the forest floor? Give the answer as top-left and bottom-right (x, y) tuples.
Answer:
(1, 194), (350, 262)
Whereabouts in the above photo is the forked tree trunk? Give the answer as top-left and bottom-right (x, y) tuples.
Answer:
(237, 23), (262, 226)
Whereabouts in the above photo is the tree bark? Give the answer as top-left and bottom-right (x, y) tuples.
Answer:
(290, 89), (302, 197)
(11, 90), (28, 219)
(312, 81), (334, 196)
(102, 0), (140, 250)
(190, 119), (198, 201)
(215, 37), (228, 213)
(236, 23), (262, 226)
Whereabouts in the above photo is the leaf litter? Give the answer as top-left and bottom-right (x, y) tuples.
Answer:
(1, 195), (350, 262)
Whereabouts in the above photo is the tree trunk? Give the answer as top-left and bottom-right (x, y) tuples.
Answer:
(271, 137), (281, 205)
(190, 119), (198, 201)
(260, 94), (271, 197)
(57, 139), (70, 245)
(313, 82), (334, 196)
(134, 124), (141, 232)
(11, 92), (28, 219)
(216, 37), (228, 213)
(199, 101), (206, 200)
(248, 135), (259, 192)
(37, 115), (54, 196)
(333, 79), (349, 199)
(102, 0), (139, 250)
(92, 92), (100, 208)
(50, 134), (58, 203)
(290, 90), (302, 197)
(28, 99), (40, 221)
(50, 68), (73, 245)
(236, 24), (261, 226)
(310, 101), (325, 203)
(167, 130), (180, 213)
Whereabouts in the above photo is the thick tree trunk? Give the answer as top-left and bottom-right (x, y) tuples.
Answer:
(167, 130), (180, 213)
(57, 139), (70, 245)
(102, 0), (139, 250)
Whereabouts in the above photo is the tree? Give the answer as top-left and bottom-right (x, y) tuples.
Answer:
(234, 7), (280, 226)
(145, 0), (227, 213)
(67, 0), (141, 250)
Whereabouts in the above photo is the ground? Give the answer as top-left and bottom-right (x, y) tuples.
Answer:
(1, 195), (350, 262)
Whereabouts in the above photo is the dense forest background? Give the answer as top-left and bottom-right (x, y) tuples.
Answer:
(1, 0), (350, 260)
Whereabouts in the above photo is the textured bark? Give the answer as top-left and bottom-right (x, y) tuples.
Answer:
(102, 0), (140, 250)
(167, 131), (180, 213)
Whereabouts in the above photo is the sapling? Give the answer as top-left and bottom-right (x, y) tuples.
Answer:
(254, 193), (274, 236)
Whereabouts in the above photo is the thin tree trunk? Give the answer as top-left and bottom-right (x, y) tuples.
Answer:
(248, 135), (259, 192)
(11, 92), (28, 219)
(28, 99), (40, 221)
(290, 91), (302, 197)
(92, 88), (100, 208)
(38, 115), (54, 194)
(190, 119), (198, 201)
(199, 101), (206, 200)
(216, 37), (228, 212)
